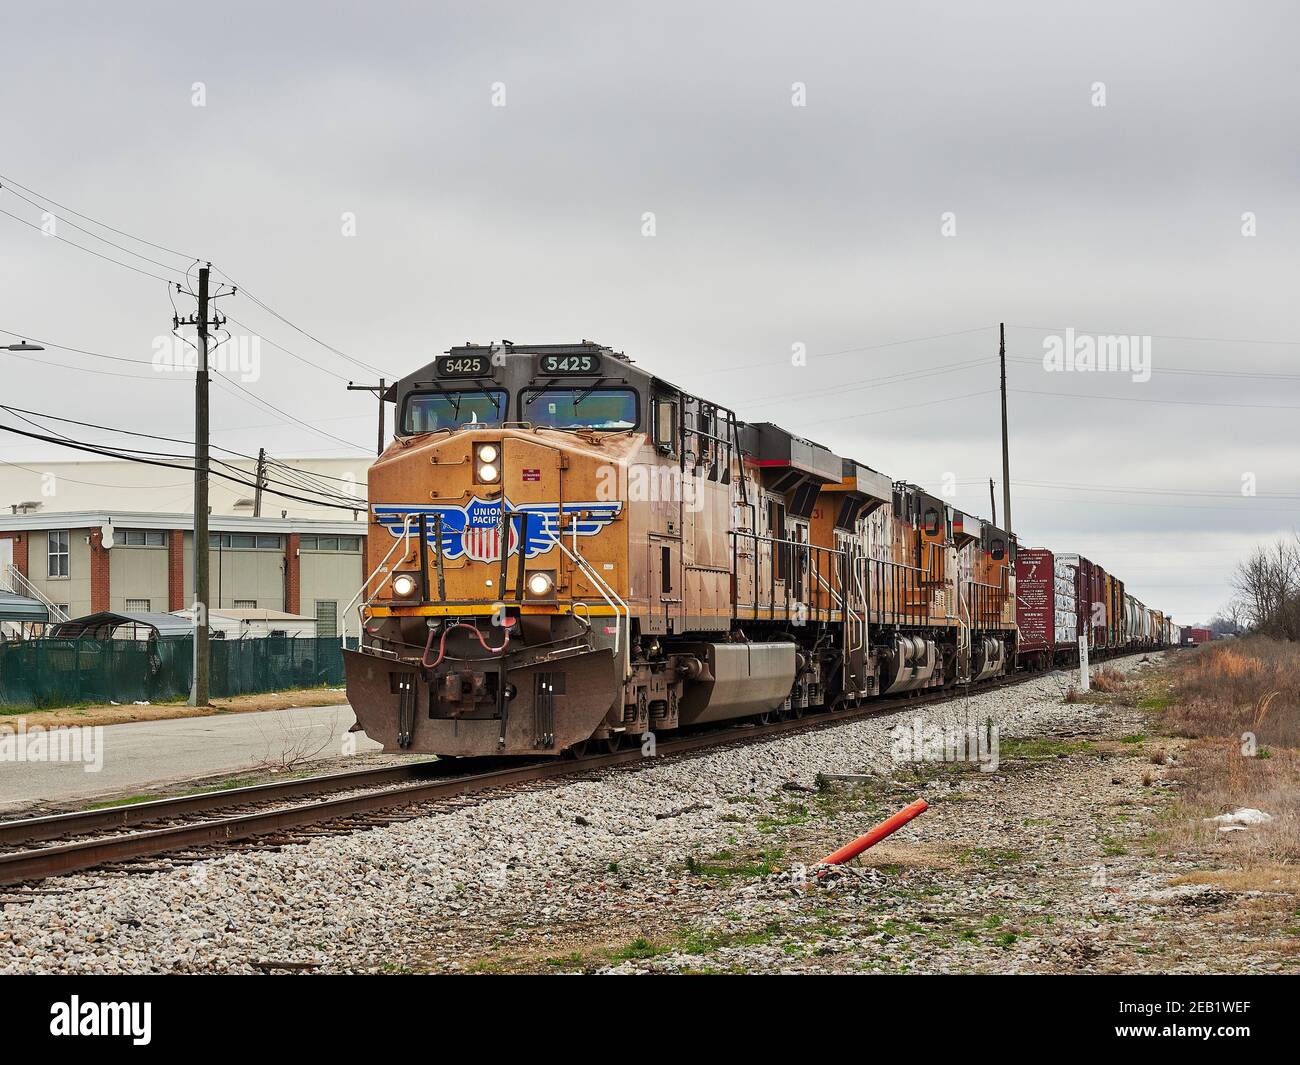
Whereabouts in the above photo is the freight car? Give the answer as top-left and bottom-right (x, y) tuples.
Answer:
(342, 340), (1024, 757)
(1014, 548), (1176, 668)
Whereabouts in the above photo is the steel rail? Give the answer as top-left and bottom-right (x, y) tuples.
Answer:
(0, 760), (442, 846)
(0, 662), (1109, 887)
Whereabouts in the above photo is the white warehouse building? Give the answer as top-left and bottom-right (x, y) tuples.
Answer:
(0, 458), (372, 637)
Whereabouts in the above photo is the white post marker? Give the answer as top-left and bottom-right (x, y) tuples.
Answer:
(1078, 634), (1091, 692)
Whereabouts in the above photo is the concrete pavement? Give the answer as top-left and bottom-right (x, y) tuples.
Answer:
(0, 704), (381, 813)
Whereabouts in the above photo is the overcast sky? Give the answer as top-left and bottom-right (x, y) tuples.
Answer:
(1, 0), (1297, 622)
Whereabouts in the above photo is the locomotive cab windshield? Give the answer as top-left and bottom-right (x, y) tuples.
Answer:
(521, 387), (637, 430)
(402, 389), (507, 433)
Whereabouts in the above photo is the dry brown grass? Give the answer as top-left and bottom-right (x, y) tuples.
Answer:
(1171, 866), (1300, 893)
(1090, 666), (1129, 693)
(1158, 740), (1300, 863)
(1143, 638), (1300, 866)
(1165, 637), (1300, 748)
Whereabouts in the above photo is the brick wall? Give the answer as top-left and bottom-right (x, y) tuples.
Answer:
(168, 529), (185, 611)
(0, 531), (28, 578)
(88, 527), (110, 613)
(284, 533), (301, 615)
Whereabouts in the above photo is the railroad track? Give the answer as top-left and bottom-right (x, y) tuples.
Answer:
(0, 669), (1044, 888)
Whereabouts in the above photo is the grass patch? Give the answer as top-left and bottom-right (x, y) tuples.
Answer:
(685, 847), (784, 880)
(999, 737), (1093, 760)
(957, 846), (1024, 866)
(677, 921), (784, 955)
(611, 937), (671, 961)
(756, 803), (812, 833)
(544, 951), (585, 969)
(83, 793), (165, 810)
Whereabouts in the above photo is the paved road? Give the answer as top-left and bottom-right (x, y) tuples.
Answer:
(0, 704), (381, 813)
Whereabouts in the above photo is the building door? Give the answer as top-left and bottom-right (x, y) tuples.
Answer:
(0, 539), (11, 588)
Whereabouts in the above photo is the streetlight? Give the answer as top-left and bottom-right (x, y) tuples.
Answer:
(1, 342), (44, 351)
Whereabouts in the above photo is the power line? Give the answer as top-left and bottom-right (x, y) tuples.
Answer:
(214, 269), (395, 377)
(1008, 323), (1300, 348)
(797, 388), (998, 427)
(1007, 353), (1300, 383)
(0, 182), (193, 276)
(0, 171), (197, 260)
(0, 326), (157, 367)
(0, 455), (191, 490)
(690, 325), (996, 377)
(211, 371), (369, 451)
(1009, 491), (1299, 515)
(0, 207), (178, 285)
(0, 419), (366, 512)
(0, 323), (372, 450)
(222, 312), (351, 383)
(740, 355), (993, 409)
(0, 405), (366, 509)
(0, 173), (395, 385)
(1011, 387), (1300, 413)
(1, 345), (183, 383)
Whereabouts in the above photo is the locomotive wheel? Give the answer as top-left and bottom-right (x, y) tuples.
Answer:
(756, 710), (775, 725)
(565, 739), (590, 759)
(597, 733), (624, 754)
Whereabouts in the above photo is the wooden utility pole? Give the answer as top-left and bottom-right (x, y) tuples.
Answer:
(999, 322), (1012, 533)
(173, 263), (227, 707)
(347, 379), (387, 455)
(192, 266), (212, 706)
(253, 447), (267, 518)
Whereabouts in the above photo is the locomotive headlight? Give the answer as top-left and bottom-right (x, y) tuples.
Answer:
(475, 443), (501, 484)
(526, 570), (556, 599)
(391, 573), (418, 599)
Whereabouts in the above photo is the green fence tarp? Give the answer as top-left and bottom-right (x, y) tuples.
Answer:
(0, 637), (357, 711)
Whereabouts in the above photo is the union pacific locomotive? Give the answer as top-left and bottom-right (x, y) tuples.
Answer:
(342, 340), (1163, 758)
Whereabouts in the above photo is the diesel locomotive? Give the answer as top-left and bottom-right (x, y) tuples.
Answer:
(342, 340), (1026, 757)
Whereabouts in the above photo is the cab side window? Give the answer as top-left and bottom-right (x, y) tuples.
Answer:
(652, 395), (678, 455)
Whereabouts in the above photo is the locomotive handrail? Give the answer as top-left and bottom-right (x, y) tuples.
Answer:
(848, 554), (868, 658)
(728, 530), (846, 621)
(342, 513), (416, 647)
(533, 527), (632, 682)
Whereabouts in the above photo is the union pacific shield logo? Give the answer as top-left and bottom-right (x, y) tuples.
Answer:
(460, 496), (521, 562)
(373, 497), (622, 561)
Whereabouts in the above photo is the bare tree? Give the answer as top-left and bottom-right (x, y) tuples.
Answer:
(1232, 535), (1300, 640)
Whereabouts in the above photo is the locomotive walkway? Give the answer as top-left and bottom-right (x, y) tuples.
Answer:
(0, 703), (379, 814)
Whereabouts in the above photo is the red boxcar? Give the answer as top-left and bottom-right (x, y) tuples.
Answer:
(1015, 548), (1055, 665)
(1079, 556), (1105, 649)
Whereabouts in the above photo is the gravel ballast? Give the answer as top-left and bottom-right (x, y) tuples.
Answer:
(2, 654), (1261, 975)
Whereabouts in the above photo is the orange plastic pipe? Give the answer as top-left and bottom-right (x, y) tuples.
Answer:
(816, 798), (929, 867)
